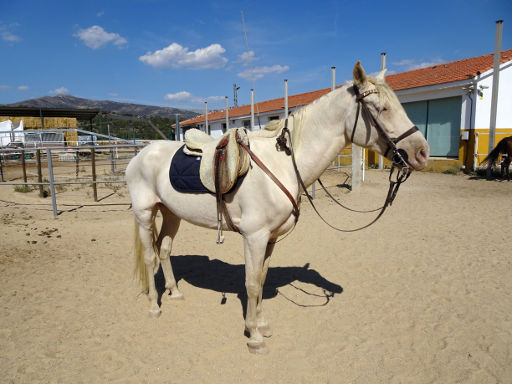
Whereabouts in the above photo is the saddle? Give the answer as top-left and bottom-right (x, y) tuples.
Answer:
(184, 128), (251, 243)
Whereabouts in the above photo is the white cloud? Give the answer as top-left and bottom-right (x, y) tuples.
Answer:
(17, 85), (29, 91)
(165, 91), (193, 102)
(74, 25), (127, 49)
(237, 64), (289, 80)
(164, 91), (224, 106)
(49, 86), (69, 95)
(392, 58), (445, 71)
(0, 23), (22, 43)
(238, 50), (255, 65)
(139, 42), (228, 69)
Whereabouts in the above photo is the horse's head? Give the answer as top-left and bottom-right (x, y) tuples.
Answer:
(347, 61), (429, 171)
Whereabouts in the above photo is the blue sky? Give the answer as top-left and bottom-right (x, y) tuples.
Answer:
(1, 0), (511, 110)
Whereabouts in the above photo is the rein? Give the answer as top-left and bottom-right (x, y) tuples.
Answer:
(275, 85), (417, 233)
(227, 84), (419, 237)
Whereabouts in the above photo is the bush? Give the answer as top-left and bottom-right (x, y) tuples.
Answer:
(442, 168), (458, 175)
(14, 185), (32, 193)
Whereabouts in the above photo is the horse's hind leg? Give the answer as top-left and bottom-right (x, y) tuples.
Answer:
(504, 158), (511, 181)
(136, 208), (161, 318)
(157, 205), (184, 300)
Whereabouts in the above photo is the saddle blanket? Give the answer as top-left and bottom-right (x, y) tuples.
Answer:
(169, 145), (210, 193)
(169, 144), (247, 194)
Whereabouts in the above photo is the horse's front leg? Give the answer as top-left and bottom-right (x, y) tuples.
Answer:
(243, 231), (271, 354)
(256, 240), (276, 338)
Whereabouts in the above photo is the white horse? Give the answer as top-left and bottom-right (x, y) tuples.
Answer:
(126, 62), (430, 354)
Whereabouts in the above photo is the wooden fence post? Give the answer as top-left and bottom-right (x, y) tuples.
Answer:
(0, 152), (4, 182)
(75, 150), (80, 178)
(21, 150), (27, 183)
(36, 149), (44, 197)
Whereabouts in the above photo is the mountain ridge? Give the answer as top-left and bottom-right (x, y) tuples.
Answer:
(5, 94), (199, 120)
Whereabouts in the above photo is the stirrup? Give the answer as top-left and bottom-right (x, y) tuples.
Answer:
(216, 218), (224, 244)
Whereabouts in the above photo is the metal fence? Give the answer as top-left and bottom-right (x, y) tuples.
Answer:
(1, 127), (360, 216)
(473, 131), (512, 169)
(0, 143), (145, 216)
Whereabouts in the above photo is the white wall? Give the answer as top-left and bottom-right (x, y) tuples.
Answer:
(195, 110), (289, 138)
(474, 62), (512, 129)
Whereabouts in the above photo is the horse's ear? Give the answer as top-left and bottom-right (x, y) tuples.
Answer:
(375, 68), (387, 82)
(353, 61), (368, 88)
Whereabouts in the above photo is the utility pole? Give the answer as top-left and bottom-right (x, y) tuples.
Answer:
(233, 84), (240, 107)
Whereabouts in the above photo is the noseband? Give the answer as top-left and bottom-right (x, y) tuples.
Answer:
(353, 85), (419, 173)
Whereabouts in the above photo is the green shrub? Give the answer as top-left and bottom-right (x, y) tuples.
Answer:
(14, 185), (32, 193)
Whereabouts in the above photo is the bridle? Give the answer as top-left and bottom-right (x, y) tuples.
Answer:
(270, 84), (420, 233)
(353, 85), (419, 173)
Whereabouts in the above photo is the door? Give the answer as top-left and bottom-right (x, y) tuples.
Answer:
(403, 96), (461, 157)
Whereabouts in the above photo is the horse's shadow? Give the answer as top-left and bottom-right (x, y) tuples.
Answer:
(155, 255), (343, 317)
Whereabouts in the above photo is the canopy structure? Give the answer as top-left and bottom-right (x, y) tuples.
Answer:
(0, 107), (99, 121)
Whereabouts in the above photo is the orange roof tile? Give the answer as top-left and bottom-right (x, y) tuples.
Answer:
(178, 49), (512, 127)
(387, 49), (512, 91)
(178, 87), (331, 127)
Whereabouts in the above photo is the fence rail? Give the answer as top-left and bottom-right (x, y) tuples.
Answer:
(473, 131), (512, 169)
(0, 143), (144, 216)
(1, 135), (358, 216)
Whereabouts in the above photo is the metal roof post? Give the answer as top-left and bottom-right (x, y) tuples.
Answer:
(488, 20), (503, 155)
(204, 102), (209, 135)
(284, 80), (288, 118)
(250, 89), (254, 131)
(225, 97), (229, 133)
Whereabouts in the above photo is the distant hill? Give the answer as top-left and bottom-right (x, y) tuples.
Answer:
(6, 94), (199, 120)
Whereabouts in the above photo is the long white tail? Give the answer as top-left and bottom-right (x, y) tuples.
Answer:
(133, 218), (159, 293)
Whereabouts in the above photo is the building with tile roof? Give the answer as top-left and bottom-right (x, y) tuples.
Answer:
(177, 49), (512, 171)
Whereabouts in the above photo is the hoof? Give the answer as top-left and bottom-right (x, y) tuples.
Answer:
(148, 308), (161, 318)
(169, 291), (184, 300)
(247, 340), (268, 355)
(258, 324), (272, 338)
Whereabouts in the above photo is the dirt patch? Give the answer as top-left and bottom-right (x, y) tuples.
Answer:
(1, 169), (511, 383)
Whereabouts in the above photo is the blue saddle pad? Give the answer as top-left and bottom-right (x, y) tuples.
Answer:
(169, 145), (210, 194)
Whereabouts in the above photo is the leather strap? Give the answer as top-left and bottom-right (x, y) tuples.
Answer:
(214, 135), (232, 243)
(237, 140), (300, 221)
(392, 126), (419, 144)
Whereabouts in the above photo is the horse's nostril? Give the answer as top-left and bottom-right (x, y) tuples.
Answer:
(417, 148), (428, 163)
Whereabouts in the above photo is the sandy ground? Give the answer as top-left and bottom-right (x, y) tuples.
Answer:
(1, 168), (511, 383)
